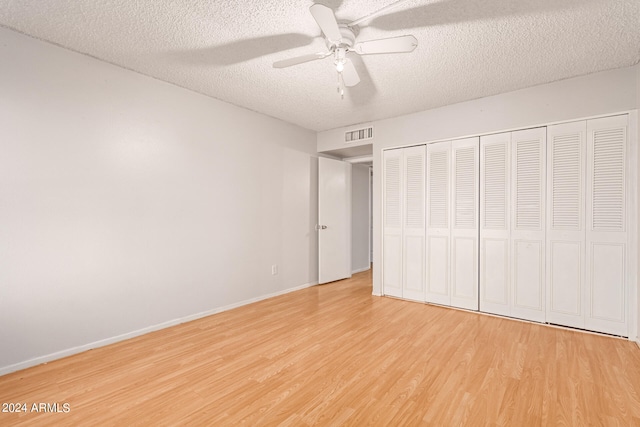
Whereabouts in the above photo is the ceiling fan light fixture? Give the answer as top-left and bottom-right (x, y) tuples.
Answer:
(334, 47), (347, 73)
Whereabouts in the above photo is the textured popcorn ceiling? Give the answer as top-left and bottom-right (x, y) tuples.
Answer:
(1, 0), (639, 131)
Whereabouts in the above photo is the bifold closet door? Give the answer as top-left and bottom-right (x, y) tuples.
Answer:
(402, 146), (426, 301)
(480, 128), (546, 321)
(510, 128), (546, 322)
(480, 133), (511, 316)
(585, 115), (628, 336)
(546, 115), (628, 336)
(450, 138), (479, 310)
(426, 142), (451, 305)
(426, 138), (479, 309)
(383, 149), (403, 298)
(383, 146), (426, 301)
(546, 120), (586, 329)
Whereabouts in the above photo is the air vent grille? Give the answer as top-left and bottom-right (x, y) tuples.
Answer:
(345, 127), (373, 142)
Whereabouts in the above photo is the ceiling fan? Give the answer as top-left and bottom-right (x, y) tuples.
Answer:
(273, 1), (418, 99)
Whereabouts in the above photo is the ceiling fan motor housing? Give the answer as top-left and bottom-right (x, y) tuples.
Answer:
(326, 23), (358, 50)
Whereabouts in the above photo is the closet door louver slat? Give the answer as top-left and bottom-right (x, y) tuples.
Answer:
(591, 128), (625, 232)
(551, 133), (582, 230)
(515, 139), (542, 230)
(483, 143), (508, 230)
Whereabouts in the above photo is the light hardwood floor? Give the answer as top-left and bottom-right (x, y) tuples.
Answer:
(1, 268), (640, 426)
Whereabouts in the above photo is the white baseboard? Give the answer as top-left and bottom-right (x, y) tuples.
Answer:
(0, 281), (318, 377)
(372, 291), (382, 296)
(636, 338), (640, 349)
(352, 266), (371, 274)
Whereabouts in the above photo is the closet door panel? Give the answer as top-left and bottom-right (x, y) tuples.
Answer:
(513, 240), (543, 311)
(548, 241), (583, 318)
(482, 239), (509, 306)
(480, 133), (511, 316)
(546, 121), (586, 328)
(451, 137), (479, 310)
(402, 146), (426, 301)
(426, 142), (451, 305)
(403, 235), (425, 301)
(586, 115), (628, 336)
(589, 242), (625, 322)
(427, 236), (449, 299)
(383, 236), (402, 296)
(383, 149), (403, 298)
(452, 237), (476, 303)
(510, 127), (546, 322)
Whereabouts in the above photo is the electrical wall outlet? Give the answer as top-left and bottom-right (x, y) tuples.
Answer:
(271, 264), (278, 275)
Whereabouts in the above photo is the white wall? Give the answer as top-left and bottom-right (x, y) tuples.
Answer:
(351, 164), (370, 273)
(318, 65), (639, 300)
(0, 28), (319, 374)
(637, 63), (640, 344)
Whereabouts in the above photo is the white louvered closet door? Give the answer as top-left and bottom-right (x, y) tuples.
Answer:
(546, 121), (586, 329)
(402, 146), (426, 301)
(383, 149), (403, 298)
(450, 137), (479, 310)
(426, 142), (451, 305)
(480, 133), (511, 316)
(510, 128), (546, 322)
(585, 115), (628, 336)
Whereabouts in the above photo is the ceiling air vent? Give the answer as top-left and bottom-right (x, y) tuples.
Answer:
(345, 127), (373, 143)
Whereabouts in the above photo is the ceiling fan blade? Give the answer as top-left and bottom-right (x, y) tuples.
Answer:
(273, 52), (330, 68)
(349, 0), (412, 26)
(310, 3), (342, 43)
(353, 35), (418, 55)
(342, 58), (360, 87)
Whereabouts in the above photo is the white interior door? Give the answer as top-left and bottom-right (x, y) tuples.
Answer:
(585, 115), (628, 336)
(510, 127), (546, 322)
(318, 157), (352, 284)
(480, 133), (511, 316)
(480, 129), (546, 322)
(546, 120), (586, 329)
(426, 142), (451, 305)
(402, 146), (426, 301)
(451, 137), (479, 310)
(383, 149), (403, 297)
(546, 115), (628, 336)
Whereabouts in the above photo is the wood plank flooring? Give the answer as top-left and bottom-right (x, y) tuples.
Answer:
(2, 268), (640, 425)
